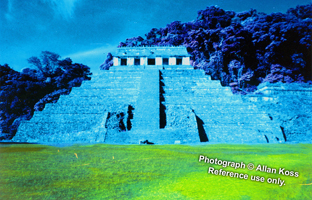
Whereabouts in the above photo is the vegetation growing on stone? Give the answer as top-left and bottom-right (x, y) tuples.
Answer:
(0, 51), (91, 139)
(104, 4), (312, 94)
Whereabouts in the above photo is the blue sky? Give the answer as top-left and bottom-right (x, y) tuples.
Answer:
(0, 0), (310, 73)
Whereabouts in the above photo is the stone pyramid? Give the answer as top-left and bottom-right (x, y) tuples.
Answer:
(12, 47), (285, 144)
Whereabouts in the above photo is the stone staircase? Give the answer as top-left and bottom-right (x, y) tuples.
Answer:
(12, 66), (285, 144)
(160, 69), (285, 143)
(131, 70), (159, 131)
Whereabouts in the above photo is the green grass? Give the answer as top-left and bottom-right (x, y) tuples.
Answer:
(0, 143), (311, 199)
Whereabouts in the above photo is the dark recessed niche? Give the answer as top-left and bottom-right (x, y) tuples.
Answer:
(163, 58), (169, 65)
(121, 58), (127, 66)
(148, 58), (155, 65)
(176, 58), (182, 65)
(134, 58), (140, 65)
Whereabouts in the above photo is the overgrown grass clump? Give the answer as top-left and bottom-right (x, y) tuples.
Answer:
(0, 143), (311, 199)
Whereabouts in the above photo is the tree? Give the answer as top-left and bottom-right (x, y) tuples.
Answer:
(100, 53), (113, 70)
(27, 51), (61, 77)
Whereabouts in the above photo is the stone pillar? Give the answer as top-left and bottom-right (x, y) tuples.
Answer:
(169, 57), (176, 65)
(128, 57), (134, 66)
(113, 57), (120, 66)
(141, 57), (148, 65)
(156, 57), (162, 65)
(182, 57), (190, 65)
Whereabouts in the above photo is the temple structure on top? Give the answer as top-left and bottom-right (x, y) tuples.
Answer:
(112, 46), (190, 69)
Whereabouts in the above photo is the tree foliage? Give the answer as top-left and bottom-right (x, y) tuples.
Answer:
(103, 4), (312, 93)
(0, 52), (91, 139)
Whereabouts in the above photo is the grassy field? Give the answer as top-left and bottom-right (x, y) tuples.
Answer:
(0, 143), (311, 200)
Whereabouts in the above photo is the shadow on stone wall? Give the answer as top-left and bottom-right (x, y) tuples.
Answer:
(194, 115), (209, 142)
(243, 83), (312, 143)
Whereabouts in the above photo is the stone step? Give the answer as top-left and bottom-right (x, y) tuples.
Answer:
(29, 113), (106, 123)
(160, 79), (208, 87)
(163, 86), (227, 91)
(39, 101), (134, 114)
(161, 79), (222, 87)
(91, 75), (142, 80)
(164, 104), (263, 113)
(80, 80), (141, 87)
(162, 90), (232, 97)
(161, 75), (208, 80)
(70, 88), (140, 96)
(161, 75), (205, 79)
(173, 87), (231, 94)
(43, 98), (133, 109)
(161, 77), (205, 82)
(72, 87), (140, 93)
(161, 77), (220, 83)
(86, 75), (141, 81)
(202, 124), (283, 143)
(65, 89), (140, 97)
(162, 93), (240, 100)
(161, 92), (239, 98)
(57, 96), (137, 105)
(58, 96), (137, 106)
(95, 71), (144, 75)
(37, 104), (108, 114)
(84, 78), (141, 86)
(161, 102), (260, 114)
(164, 102), (256, 108)
(160, 69), (205, 75)
(17, 121), (98, 134)
(162, 99), (242, 105)
(203, 123), (280, 129)
(162, 87), (232, 95)
(161, 75), (207, 79)
(163, 66), (194, 70)
(192, 108), (265, 115)
(88, 73), (143, 80)
(194, 113), (271, 123)
(202, 126), (267, 143)
(162, 81), (222, 88)
(85, 76), (141, 81)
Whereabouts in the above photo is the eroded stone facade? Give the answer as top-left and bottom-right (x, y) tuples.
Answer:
(12, 46), (288, 144)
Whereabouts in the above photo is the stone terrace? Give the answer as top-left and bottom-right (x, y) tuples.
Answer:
(12, 47), (285, 144)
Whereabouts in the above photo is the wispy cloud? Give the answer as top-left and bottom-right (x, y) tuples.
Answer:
(42, 0), (79, 20)
(64, 45), (117, 74)
(65, 45), (116, 60)
(4, 0), (14, 21)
